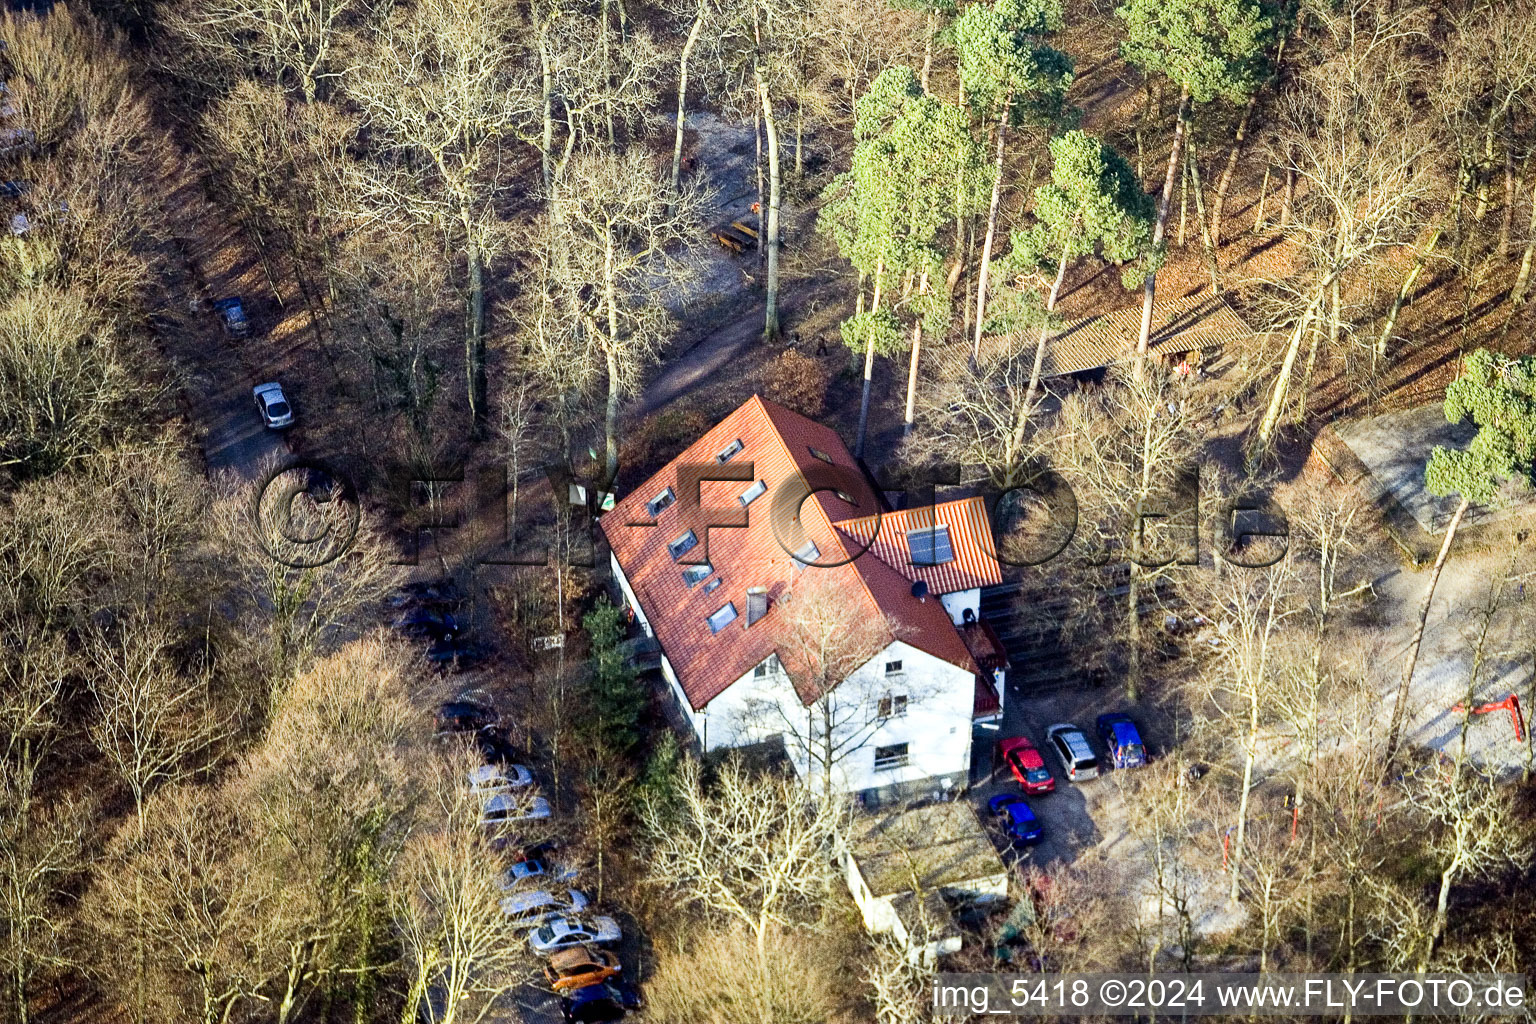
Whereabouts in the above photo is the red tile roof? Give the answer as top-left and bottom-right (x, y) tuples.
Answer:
(833, 497), (1003, 596)
(600, 395), (978, 712)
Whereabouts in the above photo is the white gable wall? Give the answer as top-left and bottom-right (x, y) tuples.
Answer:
(708, 639), (974, 795)
(612, 550), (974, 795)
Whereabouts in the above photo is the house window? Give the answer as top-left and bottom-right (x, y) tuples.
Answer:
(682, 563), (713, 587)
(707, 602), (738, 633)
(716, 438), (745, 463)
(877, 694), (908, 719)
(884, 660), (903, 676)
(753, 655), (781, 679)
(808, 446), (834, 464)
(704, 577), (724, 594)
(791, 539), (820, 567)
(906, 524), (954, 566)
(873, 743), (909, 771)
(646, 487), (676, 517)
(738, 480), (767, 506)
(668, 530), (698, 561)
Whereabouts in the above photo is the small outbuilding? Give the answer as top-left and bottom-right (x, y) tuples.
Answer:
(839, 801), (1009, 964)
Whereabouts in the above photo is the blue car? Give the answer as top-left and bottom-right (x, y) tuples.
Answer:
(987, 793), (1044, 845)
(214, 296), (250, 336)
(1096, 713), (1148, 769)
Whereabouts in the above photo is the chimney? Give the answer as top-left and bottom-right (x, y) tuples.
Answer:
(746, 586), (769, 626)
(910, 580), (929, 603)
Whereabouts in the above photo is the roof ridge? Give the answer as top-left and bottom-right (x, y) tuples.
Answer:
(752, 396), (888, 629)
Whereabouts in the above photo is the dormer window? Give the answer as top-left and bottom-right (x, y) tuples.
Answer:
(707, 602), (738, 633)
(682, 563), (713, 587)
(704, 577), (724, 594)
(669, 530), (699, 561)
(647, 487), (676, 517)
(906, 524), (954, 566)
(791, 539), (820, 567)
(716, 438), (745, 463)
(738, 480), (767, 506)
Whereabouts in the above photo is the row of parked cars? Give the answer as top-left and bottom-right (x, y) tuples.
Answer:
(987, 713), (1149, 846)
(435, 695), (641, 1023)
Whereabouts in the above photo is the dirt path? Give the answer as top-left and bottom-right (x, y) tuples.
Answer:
(145, 136), (314, 482)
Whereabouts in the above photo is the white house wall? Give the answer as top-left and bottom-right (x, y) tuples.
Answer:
(612, 550), (974, 796)
(939, 588), (980, 626)
(708, 639), (975, 796)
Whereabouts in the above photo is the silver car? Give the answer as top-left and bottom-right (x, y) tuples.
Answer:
(499, 888), (590, 930)
(528, 915), (622, 956)
(1045, 723), (1100, 782)
(253, 382), (294, 430)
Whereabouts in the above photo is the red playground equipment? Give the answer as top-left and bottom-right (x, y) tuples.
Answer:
(1450, 694), (1526, 743)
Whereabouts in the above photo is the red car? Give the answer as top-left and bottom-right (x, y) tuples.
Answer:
(1000, 736), (1056, 794)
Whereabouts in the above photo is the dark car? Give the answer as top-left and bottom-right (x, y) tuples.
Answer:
(561, 981), (643, 1023)
(394, 606), (462, 642)
(435, 700), (496, 734)
(474, 730), (521, 766)
(1095, 713), (1148, 770)
(427, 638), (489, 669)
(214, 296), (250, 336)
(987, 793), (1044, 845)
(387, 579), (463, 610)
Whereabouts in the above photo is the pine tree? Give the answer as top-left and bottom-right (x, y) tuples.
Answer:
(1116, 0), (1272, 369)
(954, 0), (1074, 359)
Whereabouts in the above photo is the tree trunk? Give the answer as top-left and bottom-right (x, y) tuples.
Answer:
(1229, 687), (1260, 901)
(461, 206), (486, 432)
(1511, 175), (1536, 306)
(855, 261), (884, 458)
(1383, 496), (1471, 772)
(600, 0), (615, 148)
(1135, 85), (1191, 374)
(1376, 221), (1442, 359)
(539, 17), (554, 190)
(1255, 278), (1331, 450)
(972, 99), (1011, 361)
(1281, 160), (1295, 228)
(670, 10), (705, 197)
(1499, 147), (1516, 255)
(1255, 165), (1270, 230)
(903, 270), (930, 434)
(1177, 145), (1189, 247)
(1211, 91), (1257, 246)
(1126, 564), (1141, 700)
(1024, 230), (1077, 412)
(1186, 136), (1219, 294)
(758, 76), (782, 340)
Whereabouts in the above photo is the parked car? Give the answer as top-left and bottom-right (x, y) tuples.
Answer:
(386, 579), (462, 609)
(500, 888), (590, 930)
(560, 980), (643, 1024)
(394, 606), (462, 641)
(498, 858), (579, 890)
(1044, 723), (1100, 782)
(480, 792), (551, 828)
(530, 915), (622, 955)
(435, 700), (496, 735)
(474, 730), (522, 767)
(426, 637), (489, 668)
(215, 296), (250, 335)
(466, 763), (533, 794)
(252, 382), (294, 430)
(987, 793), (1044, 845)
(998, 736), (1055, 794)
(543, 946), (622, 994)
(1095, 713), (1148, 769)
